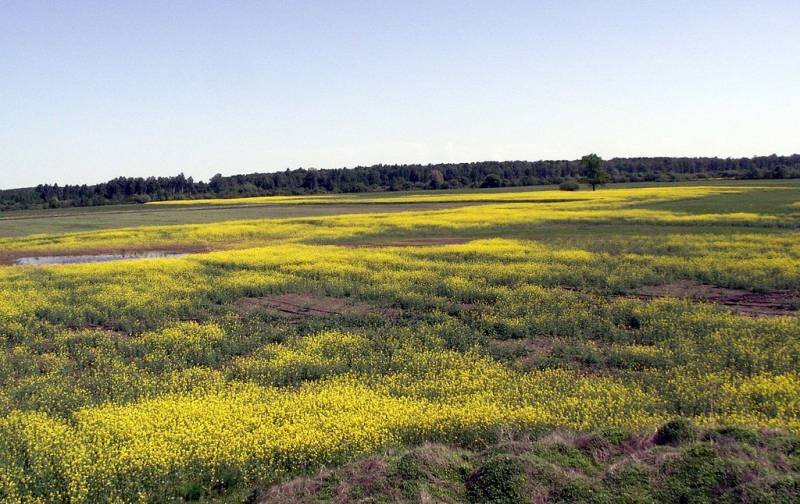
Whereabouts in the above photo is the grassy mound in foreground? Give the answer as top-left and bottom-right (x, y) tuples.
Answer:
(260, 423), (800, 504)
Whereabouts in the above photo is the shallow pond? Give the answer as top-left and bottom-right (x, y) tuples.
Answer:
(14, 251), (188, 265)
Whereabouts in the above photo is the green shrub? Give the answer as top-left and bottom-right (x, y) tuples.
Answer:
(708, 426), (759, 444)
(602, 463), (655, 503)
(736, 475), (800, 504)
(535, 443), (598, 475)
(657, 444), (745, 503)
(466, 455), (526, 503)
(654, 419), (696, 446)
(577, 427), (633, 456)
(393, 451), (426, 481)
(601, 427), (632, 445)
(553, 476), (607, 503)
(559, 181), (580, 191)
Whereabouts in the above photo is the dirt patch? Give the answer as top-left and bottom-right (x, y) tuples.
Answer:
(260, 456), (394, 504)
(235, 293), (399, 320)
(456, 302), (483, 312)
(632, 280), (800, 316)
(338, 236), (472, 248)
(0, 244), (209, 266)
(635, 280), (747, 300)
(489, 337), (557, 368)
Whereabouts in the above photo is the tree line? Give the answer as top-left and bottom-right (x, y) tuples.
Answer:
(2, 154), (798, 210)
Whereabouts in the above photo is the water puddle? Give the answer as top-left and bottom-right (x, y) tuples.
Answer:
(14, 251), (188, 266)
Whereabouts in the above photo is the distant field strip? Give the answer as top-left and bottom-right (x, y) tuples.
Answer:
(3, 186), (796, 258)
(147, 185), (747, 206)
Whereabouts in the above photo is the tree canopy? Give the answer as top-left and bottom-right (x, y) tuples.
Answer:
(1, 154), (799, 210)
(579, 154), (609, 191)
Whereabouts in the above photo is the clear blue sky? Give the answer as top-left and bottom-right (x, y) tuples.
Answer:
(1, 1), (798, 189)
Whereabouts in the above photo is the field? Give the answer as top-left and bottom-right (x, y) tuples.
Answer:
(1, 181), (800, 502)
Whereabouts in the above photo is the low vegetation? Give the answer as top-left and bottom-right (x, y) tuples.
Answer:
(0, 182), (798, 501)
(263, 424), (800, 503)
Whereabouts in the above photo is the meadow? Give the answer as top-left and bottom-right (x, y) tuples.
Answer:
(0, 181), (799, 502)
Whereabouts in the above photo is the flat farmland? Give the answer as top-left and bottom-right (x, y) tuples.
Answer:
(1, 181), (800, 502)
(0, 201), (478, 238)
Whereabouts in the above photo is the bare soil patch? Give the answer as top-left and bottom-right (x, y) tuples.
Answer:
(489, 337), (557, 368)
(260, 456), (394, 504)
(339, 236), (471, 248)
(633, 280), (800, 316)
(235, 293), (399, 320)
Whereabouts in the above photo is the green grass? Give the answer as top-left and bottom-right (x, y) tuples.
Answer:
(2, 178), (798, 238)
(0, 201), (473, 237)
(635, 187), (800, 215)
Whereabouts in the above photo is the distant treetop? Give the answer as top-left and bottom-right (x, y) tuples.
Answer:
(579, 154), (609, 191)
(1, 154), (799, 210)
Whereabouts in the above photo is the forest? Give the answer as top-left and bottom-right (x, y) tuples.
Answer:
(2, 154), (799, 210)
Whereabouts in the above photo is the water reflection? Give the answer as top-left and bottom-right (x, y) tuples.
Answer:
(14, 251), (188, 265)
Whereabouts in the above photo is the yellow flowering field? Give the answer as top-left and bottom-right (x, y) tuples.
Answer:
(0, 182), (799, 501)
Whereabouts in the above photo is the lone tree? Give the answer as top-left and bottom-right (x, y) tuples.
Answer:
(579, 153), (609, 191)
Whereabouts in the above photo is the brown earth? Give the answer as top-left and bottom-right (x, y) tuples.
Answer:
(632, 280), (800, 316)
(489, 337), (557, 368)
(260, 455), (398, 504)
(234, 293), (400, 320)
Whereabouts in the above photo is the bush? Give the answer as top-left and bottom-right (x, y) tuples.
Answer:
(736, 475), (800, 503)
(559, 180), (580, 191)
(466, 455), (526, 503)
(602, 463), (653, 501)
(658, 444), (745, 503)
(600, 426), (631, 445)
(708, 426), (759, 444)
(535, 443), (598, 474)
(654, 419), (696, 446)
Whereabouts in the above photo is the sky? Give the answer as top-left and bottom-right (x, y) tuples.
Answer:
(1, 1), (799, 189)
